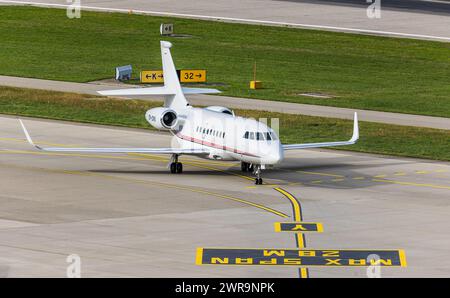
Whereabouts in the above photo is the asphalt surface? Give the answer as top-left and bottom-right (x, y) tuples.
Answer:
(1, 0), (449, 41)
(0, 115), (449, 277)
(1, 75), (449, 130)
(285, 0), (450, 16)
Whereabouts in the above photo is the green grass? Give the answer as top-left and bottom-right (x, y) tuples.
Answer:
(0, 6), (450, 118)
(1, 86), (449, 161)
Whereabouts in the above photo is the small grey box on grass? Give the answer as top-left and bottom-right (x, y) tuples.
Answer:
(115, 65), (132, 81)
(160, 23), (174, 36)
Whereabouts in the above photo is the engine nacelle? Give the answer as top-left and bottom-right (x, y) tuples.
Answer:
(205, 106), (234, 116)
(145, 107), (178, 130)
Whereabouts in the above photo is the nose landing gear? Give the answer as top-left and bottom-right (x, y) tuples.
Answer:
(241, 162), (263, 184)
(254, 165), (263, 185)
(169, 154), (183, 174)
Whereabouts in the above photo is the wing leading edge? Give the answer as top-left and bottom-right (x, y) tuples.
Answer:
(19, 120), (209, 155)
(282, 112), (359, 150)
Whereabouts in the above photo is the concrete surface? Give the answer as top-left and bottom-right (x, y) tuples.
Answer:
(0, 0), (449, 41)
(0, 115), (449, 277)
(1, 75), (449, 130)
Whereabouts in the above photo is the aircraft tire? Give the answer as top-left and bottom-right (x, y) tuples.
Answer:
(176, 162), (183, 173)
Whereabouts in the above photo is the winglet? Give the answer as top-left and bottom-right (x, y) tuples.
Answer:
(19, 119), (42, 150)
(349, 112), (359, 143)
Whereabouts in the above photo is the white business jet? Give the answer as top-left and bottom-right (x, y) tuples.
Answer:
(19, 41), (358, 184)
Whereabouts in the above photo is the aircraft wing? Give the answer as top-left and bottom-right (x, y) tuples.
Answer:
(282, 113), (359, 150)
(19, 120), (209, 155)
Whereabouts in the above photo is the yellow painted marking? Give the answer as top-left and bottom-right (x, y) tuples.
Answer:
(374, 174), (386, 178)
(246, 183), (283, 189)
(353, 177), (365, 180)
(274, 222), (323, 233)
(331, 178), (345, 182)
(415, 170), (429, 174)
(196, 248), (406, 267)
(286, 182), (303, 187)
(132, 153), (254, 181)
(0, 149), (155, 162)
(274, 223), (281, 232)
(399, 249), (407, 267)
(394, 172), (406, 176)
(275, 188), (302, 221)
(317, 223), (324, 233)
(195, 248), (204, 265)
(299, 269), (309, 278)
(435, 169), (448, 173)
(310, 180), (322, 184)
(298, 171), (344, 178)
(1, 149), (249, 183)
(0, 159), (288, 218)
(274, 188), (309, 278)
(129, 153), (237, 167)
(373, 179), (450, 190)
(82, 173), (289, 218)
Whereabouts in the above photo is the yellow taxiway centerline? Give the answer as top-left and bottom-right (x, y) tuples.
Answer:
(274, 187), (309, 278)
(0, 156), (289, 218)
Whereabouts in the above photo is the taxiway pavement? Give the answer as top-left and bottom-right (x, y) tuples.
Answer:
(1, 0), (449, 41)
(0, 115), (449, 277)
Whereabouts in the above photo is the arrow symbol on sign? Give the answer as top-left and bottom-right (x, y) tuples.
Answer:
(196, 74), (202, 78)
(145, 74), (163, 79)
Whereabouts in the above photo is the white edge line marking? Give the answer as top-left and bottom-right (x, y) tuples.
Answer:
(1, 0), (450, 42)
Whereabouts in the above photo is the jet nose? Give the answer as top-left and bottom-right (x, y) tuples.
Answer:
(276, 142), (284, 164)
(266, 142), (284, 165)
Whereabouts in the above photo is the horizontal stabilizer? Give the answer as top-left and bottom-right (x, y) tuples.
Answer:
(182, 88), (221, 94)
(98, 87), (174, 97)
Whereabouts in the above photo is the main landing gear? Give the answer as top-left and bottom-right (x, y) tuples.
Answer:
(241, 162), (263, 185)
(169, 154), (183, 174)
(240, 161), (253, 173)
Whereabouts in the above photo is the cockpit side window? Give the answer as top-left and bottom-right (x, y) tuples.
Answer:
(256, 132), (265, 140)
(249, 132), (255, 140)
(243, 131), (249, 139)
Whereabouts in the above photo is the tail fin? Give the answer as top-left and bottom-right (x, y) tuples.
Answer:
(97, 41), (220, 109)
(160, 41), (189, 110)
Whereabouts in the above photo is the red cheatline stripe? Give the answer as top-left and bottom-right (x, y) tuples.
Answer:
(176, 133), (260, 158)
